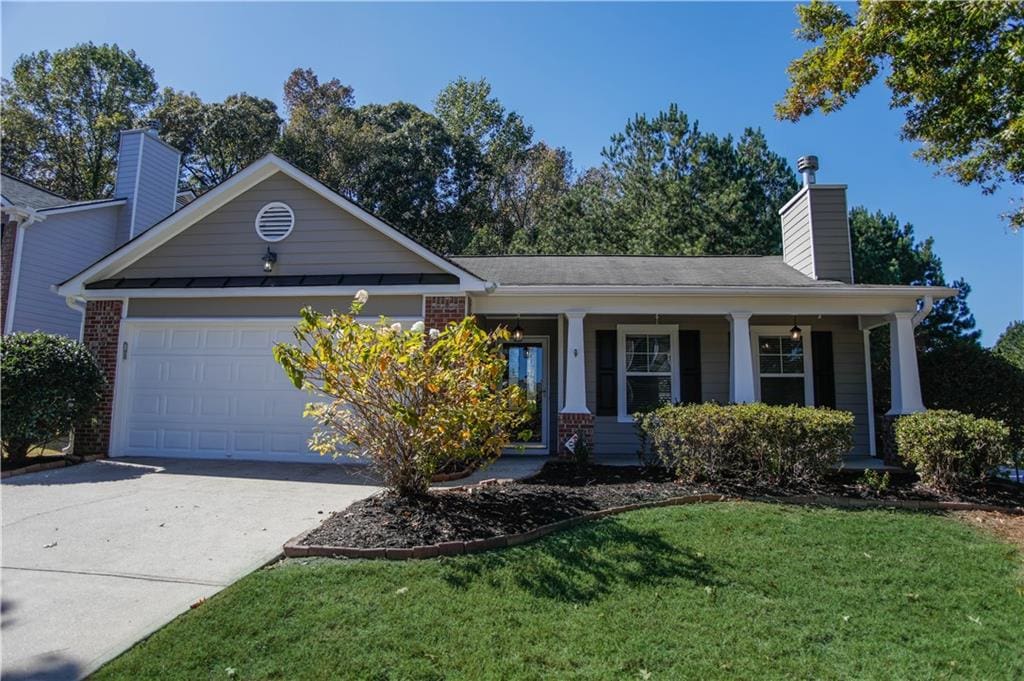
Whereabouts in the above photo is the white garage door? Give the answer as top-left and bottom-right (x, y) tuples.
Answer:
(114, 320), (330, 463)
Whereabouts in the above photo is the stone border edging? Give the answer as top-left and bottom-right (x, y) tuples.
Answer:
(0, 455), (104, 479)
(283, 488), (1023, 561)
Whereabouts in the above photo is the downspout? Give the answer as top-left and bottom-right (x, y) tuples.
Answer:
(911, 295), (934, 327)
(63, 294), (88, 457)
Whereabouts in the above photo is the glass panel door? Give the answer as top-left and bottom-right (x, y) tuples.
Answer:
(504, 342), (546, 447)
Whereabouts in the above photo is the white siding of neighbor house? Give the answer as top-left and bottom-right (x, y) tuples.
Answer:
(11, 205), (122, 337)
(116, 173), (444, 280)
(582, 314), (869, 456)
(114, 131), (180, 244)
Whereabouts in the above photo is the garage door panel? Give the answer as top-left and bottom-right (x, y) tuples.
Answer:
(116, 321), (338, 463)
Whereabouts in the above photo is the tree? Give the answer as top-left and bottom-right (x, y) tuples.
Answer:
(994, 321), (1024, 371)
(1, 43), (158, 200)
(1, 332), (105, 467)
(527, 106), (799, 256)
(777, 1), (1024, 229)
(273, 292), (529, 497)
(152, 89), (281, 191)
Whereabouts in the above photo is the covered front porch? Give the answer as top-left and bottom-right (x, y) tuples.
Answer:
(474, 300), (927, 461)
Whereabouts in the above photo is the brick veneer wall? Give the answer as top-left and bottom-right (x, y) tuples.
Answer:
(76, 300), (124, 456)
(423, 296), (468, 330)
(1, 215), (17, 334)
(557, 412), (594, 456)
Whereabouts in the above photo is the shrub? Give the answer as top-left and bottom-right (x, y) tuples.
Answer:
(274, 292), (531, 497)
(918, 340), (1024, 453)
(637, 403), (854, 485)
(0, 332), (105, 466)
(895, 410), (1010, 491)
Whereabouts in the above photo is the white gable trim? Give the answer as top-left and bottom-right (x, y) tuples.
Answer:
(56, 154), (486, 297)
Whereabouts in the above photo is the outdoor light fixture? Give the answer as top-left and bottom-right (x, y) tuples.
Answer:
(511, 315), (525, 342)
(262, 246), (277, 273)
(790, 317), (802, 342)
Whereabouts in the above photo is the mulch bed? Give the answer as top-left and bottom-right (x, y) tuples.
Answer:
(300, 461), (1024, 550)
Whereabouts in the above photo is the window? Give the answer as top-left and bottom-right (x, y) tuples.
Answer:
(617, 325), (679, 421)
(752, 326), (813, 406)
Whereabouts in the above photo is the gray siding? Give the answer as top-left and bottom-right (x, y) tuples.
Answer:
(113, 133), (141, 245)
(781, 192), (814, 278)
(113, 131), (180, 243)
(808, 187), (854, 283)
(581, 314), (869, 457)
(11, 205), (122, 337)
(127, 295), (423, 319)
(781, 186), (854, 283)
(117, 173), (444, 279)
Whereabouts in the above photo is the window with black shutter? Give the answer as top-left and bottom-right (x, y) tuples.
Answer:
(679, 330), (702, 404)
(595, 329), (617, 415)
(811, 330), (837, 408)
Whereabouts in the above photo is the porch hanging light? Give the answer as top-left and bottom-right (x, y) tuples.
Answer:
(511, 315), (525, 342)
(790, 317), (802, 341)
(262, 246), (277, 273)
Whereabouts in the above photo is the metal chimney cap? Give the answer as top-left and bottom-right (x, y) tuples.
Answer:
(797, 155), (819, 173)
(145, 119), (162, 135)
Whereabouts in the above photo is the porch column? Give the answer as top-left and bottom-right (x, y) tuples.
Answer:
(562, 311), (588, 414)
(558, 311), (593, 454)
(728, 312), (756, 403)
(887, 312), (925, 415)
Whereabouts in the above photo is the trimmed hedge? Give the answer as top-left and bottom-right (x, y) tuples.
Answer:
(895, 410), (1010, 491)
(637, 403), (854, 484)
(1, 331), (105, 465)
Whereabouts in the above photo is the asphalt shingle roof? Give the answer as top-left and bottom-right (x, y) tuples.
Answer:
(451, 255), (845, 287)
(1, 174), (76, 210)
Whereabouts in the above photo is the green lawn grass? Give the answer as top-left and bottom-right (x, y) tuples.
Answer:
(95, 502), (1024, 680)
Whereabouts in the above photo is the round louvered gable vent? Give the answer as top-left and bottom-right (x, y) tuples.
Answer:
(255, 202), (295, 242)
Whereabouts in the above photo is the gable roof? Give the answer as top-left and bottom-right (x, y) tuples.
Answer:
(57, 154), (487, 296)
(1, 174), (75, 210)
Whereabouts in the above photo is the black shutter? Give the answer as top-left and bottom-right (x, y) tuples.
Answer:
(679, 330), (702, 404)
(595, 330), (617, 416)
(811, 331), (836, 408)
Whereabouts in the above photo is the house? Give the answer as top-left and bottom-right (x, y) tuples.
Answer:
(1, 123), (181, 338)
(53, 148), (954, 462)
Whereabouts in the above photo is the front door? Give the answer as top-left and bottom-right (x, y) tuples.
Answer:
(504, 340), (547, 449)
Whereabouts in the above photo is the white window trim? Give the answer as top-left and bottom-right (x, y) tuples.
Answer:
(750, 325), (815, 406)
(617, 324), (679, 422)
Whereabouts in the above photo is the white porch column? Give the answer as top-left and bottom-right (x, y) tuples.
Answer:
(887, 312), (925, 415)
(728, 312), (756, 403)
(561, 311), (590, 414)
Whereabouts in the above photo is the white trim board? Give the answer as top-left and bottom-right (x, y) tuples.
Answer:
(57, 154), (487, 297)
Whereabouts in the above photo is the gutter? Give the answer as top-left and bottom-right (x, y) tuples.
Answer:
(481, 284), (960, 298)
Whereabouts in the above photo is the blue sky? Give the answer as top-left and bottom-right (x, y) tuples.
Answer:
(3, 1), (1022, 344)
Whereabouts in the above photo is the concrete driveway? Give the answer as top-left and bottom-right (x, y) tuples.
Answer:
(1, 457), (379, 681)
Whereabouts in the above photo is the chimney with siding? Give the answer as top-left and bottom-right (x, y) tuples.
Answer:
(113, 121), (181, 244)
(778, 155), (855, 283)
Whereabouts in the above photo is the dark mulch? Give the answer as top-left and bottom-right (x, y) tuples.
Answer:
(301, 461), (1024, 550)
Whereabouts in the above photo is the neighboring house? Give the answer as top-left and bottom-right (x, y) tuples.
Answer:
(54, 153), (954, 463)
(1, 124), (181, 338)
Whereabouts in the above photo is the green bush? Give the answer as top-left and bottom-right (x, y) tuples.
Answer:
(637, 403), (854, 485)
(0, 332), (106, 465)
(895, 410), (1010, 490)
(919, 340), (1024, 453)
